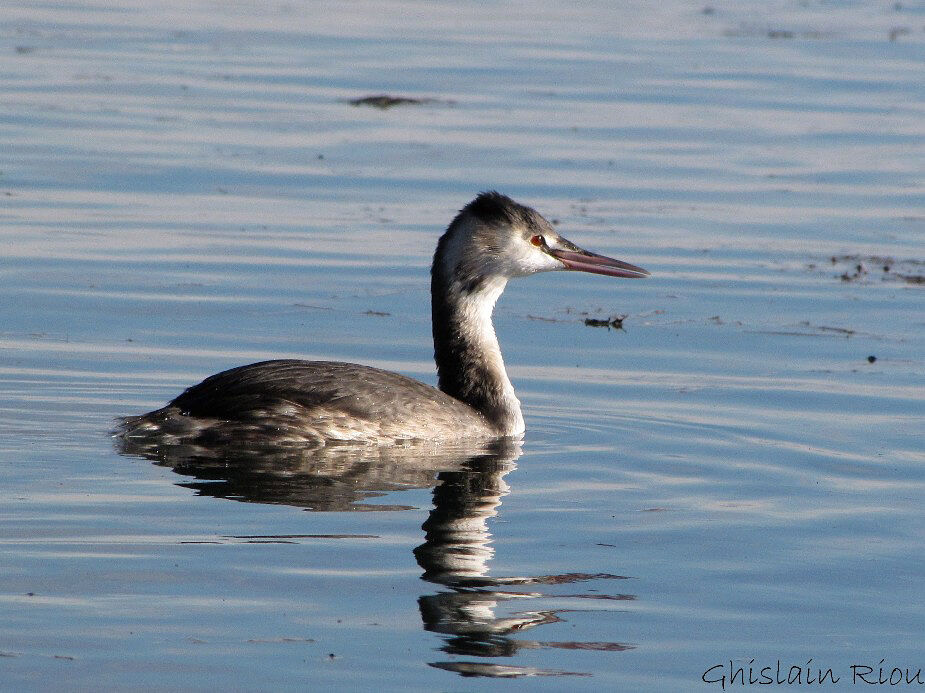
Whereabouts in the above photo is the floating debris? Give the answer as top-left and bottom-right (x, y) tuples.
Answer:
(840, 263), (867, 282)
(247, 637), (316, 644)
(348, 95), (443, 109)
(825, 254), (924, 286)
(808, 323), (855, 336)
(745, 321), (877, 339)
(526, 314), (568, 323)
(583, 315), (626, 329)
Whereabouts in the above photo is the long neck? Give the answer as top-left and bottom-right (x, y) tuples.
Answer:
(431, 270), (524, 436)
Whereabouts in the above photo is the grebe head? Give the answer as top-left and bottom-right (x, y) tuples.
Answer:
(430, 192), (649, 437)
(434, 191), (649, 296)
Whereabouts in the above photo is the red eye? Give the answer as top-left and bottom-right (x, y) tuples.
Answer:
(530, 235), (545, 247)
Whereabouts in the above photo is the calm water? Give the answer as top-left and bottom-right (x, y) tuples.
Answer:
(2, 1), (923, 690)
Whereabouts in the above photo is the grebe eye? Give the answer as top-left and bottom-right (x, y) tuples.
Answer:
(530, 234), (545, 247)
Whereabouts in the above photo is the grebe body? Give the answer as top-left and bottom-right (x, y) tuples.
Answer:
(118, 192), (648, 446)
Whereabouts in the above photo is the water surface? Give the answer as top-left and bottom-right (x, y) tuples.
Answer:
(1, 1), (923, 690)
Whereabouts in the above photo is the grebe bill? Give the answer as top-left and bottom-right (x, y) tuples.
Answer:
(118, 192), (648, 446)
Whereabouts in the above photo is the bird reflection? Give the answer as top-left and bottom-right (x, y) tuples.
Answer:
(413, 454), (635, 676)
(116, 434), (634, 678)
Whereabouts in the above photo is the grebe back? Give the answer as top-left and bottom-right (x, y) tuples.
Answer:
(118, 192), (648, 446)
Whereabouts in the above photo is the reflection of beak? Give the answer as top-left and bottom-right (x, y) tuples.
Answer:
(548, 238), (650, 279)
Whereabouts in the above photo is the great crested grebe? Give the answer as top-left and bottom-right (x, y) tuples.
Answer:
(118, 192), (648, 446)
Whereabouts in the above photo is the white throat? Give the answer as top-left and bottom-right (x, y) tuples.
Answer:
(451, 277), (524, 436)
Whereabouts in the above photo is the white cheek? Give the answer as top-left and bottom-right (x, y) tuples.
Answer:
(530, 252), (563, 274)
(506, 245), (562, 276)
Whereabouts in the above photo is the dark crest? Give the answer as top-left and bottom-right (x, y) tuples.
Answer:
(456, 191), (534, 229)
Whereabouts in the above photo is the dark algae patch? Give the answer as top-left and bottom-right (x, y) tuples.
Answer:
(825, 254), (924, 285)
(584, 315), (626, 329)
(348, 94), (447, 109)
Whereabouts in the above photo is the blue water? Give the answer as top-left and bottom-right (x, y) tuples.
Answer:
(1, 1), (923, 690)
